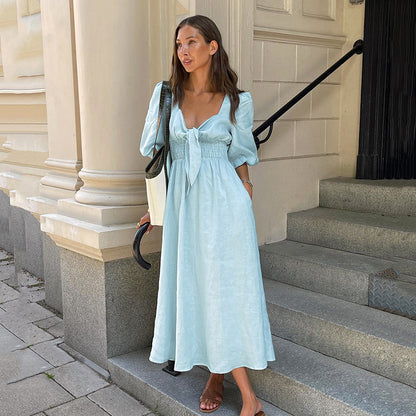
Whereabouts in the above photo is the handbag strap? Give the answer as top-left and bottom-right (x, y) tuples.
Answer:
(152, 81), (172, 154)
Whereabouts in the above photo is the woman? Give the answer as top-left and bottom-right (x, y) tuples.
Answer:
(138, 15), (275, 416)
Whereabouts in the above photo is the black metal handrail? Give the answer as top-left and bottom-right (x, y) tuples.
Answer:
(253, 39), (364, 148)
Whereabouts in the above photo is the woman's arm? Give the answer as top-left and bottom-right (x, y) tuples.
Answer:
(235, 162), (253, 199)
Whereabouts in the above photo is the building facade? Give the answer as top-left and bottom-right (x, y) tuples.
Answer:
(0, 0), (374, 405)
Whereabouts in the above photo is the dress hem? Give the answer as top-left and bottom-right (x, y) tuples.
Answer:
(149, 355), (276, 374)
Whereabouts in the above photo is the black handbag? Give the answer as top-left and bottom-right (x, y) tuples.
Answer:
(144, 81), (172, 226)
(133, 81), (172, 269)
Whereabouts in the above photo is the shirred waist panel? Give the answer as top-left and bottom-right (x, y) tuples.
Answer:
(171, 141), (229, 160)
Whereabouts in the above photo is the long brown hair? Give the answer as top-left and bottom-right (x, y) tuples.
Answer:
(169, 15), (242, 124)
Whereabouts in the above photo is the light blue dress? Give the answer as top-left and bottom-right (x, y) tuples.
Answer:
(140, 81), (276, 373)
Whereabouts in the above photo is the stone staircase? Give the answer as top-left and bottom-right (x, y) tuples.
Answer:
(108, 177), (416, 416)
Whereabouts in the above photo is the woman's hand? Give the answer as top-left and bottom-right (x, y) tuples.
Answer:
(243, 181), (253, 199)
(137, 210), (154, 234)
(235, 162), (252, 200)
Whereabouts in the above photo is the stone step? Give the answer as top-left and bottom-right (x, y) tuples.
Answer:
(320, 177), (416, 216)
(287, 207), (416, 264)
(263, 278), (416, 388)
(259, 240), (416, 318)
(108, 349), (290, 416)
(244, 336), (416, 416)
(108, 337), (416, 416)
(369, 271), (416, 319)
(260, 240), (392, 305)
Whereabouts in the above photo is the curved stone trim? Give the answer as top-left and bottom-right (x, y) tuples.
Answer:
(75, 169), (146, 206)
(254, 26), (346, 47)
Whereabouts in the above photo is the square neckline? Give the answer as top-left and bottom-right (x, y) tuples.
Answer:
(177, 93), (228, 130)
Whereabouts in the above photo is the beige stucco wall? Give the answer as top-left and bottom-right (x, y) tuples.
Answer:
(248, 0), (364, 243)
(0, 0), (365, 258)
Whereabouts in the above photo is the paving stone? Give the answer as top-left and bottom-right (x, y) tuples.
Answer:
(2, 321), (54, 345)
(2, 277), (18, 288)
(0, 347), (53, 384)
(0, 298), (54, 324)
(46, 321), (64, 338)
(34, 316), (62, 330)
(50, 361), (109, 398)
(58, 343), (110, 380)
(17, 271), (43, 288)
(19, 285), (45, 303)
(0, 351), (14, 382)
(45, 397), (109, 416)
(0, 373), (73, 416)
(0, 324), (26, 352)
(0, 264), (16, 282)
(88, 385), (151, 416)
(31, 339), (74, 367)
(0, 282), (20, 304)
(0, 250), (12, 261)
(0, 256), (15, 266)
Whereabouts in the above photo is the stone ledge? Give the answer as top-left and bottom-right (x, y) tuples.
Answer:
(41, 213), (162, 262)
(57, 199), (145, 226)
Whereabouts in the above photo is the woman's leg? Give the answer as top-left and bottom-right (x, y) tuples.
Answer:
(200, 372), (224, 411)
(231, 367), (263, 416)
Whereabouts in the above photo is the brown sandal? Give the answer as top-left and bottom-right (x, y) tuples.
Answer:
(199, 384), (224, 413)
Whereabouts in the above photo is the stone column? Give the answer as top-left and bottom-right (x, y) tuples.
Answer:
(72, 0), (150, 206)
(33, 0), (83, 209)
(41, 0), (165, 261)
(24, 0), (84, 312)
(40, 0), (172, 369)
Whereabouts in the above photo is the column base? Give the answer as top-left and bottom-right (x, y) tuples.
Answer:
(60, 247), (160, 369)
(0, 190), (13, 253)
(75, 169), (147, 206)
(26, 196), (68, 315)
(10, 205), (44, 281)
(43, 233), (63, 313)
(41, 199), (162, 262)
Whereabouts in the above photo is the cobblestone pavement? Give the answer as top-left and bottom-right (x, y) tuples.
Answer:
(0, 248), (157, 416)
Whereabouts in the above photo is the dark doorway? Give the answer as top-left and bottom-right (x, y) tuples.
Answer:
(356, 0), (416, 179)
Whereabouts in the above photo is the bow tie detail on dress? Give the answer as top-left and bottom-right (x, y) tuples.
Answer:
(184, 127), (202, 195)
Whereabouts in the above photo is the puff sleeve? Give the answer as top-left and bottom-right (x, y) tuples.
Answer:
(227, 92), (259, 168)
(140, 81), (164, 158)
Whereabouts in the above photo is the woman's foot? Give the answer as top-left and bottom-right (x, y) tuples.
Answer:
(240, 393), (263, 416)
(199, 373), (224, 413)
